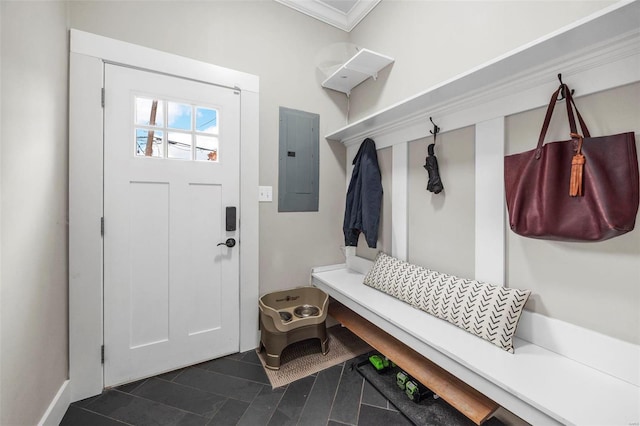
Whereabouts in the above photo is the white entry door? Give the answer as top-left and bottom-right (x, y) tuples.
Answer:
(103, 64), (240, 387)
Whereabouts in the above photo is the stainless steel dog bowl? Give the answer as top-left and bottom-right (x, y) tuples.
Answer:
(294, 305), (320, 318)
(279, 311), (292, 322)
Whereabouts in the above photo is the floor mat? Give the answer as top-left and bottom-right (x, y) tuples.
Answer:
(256, 325), (371, 389)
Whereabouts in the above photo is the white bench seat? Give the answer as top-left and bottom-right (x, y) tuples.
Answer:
(311, 264), (640, 425)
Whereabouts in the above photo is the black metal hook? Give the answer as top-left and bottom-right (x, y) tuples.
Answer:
(429, 117), (440, 146)
(557, 73), (574, 101)
(429, 117), (440, 136)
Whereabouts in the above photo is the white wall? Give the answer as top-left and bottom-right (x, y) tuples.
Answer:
(408, 126), (476, 279)
(68, 1), (349, 296)
(0, 2), (69, 424)
(347, 0), (615, 121)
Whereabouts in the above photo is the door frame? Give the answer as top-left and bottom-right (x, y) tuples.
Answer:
(69, 29), (260, 402)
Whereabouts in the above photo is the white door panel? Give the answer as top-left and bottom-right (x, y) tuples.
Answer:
(104, 64), (240, 386)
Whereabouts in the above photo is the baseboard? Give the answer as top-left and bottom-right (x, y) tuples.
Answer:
(38, 380), (70, 426)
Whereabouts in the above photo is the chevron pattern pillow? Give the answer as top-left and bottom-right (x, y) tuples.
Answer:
(363, 252), (531, 353)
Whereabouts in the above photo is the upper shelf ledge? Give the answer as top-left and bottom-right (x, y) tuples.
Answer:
(321, 48), (394, 96)
(325, 0), (640, 146)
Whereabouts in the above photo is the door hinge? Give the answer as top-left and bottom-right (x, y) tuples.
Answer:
(101, 345), (105, 364)
(101, 217), (104, 237)
(101, 88), (105, 108)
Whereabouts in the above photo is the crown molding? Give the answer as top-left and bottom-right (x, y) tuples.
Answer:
(275, 0), (381, 32)
(345, 0), (381, 32)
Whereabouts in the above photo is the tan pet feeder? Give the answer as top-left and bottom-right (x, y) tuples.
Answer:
(259, 286), (329, 370)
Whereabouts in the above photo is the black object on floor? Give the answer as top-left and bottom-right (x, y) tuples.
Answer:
(355, 359), (503, 426)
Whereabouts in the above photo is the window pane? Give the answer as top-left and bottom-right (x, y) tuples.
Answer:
(135, 98), (163, 127)
(136, 129), (163, 157)
(133, 98), (221, 162)
(195, 136), (219, 162)
(168, 132), (192, 160)
(168, 102), (192, 131)
(196, 107), (218, 134)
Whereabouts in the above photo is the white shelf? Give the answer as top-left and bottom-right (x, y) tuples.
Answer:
(325, 0), (640, 146)
(321, 48), (394, 95)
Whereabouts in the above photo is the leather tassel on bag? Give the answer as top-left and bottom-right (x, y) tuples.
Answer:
(569, 133), (585, 197)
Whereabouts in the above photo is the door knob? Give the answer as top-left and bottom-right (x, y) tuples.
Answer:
(217, 238), (236, 248)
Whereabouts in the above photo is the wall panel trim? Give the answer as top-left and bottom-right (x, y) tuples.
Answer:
(475, 118), (505, 285)
(391, 143), (408, 260)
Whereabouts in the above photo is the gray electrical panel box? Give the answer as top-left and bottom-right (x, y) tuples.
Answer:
(278, 107), (319, 212)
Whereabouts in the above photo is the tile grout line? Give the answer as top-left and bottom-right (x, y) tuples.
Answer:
(106, 377), (148, 395)
(78, 367), (268, 426)
(196, 362), (273, 388)
(355, 376), (365, 425)
(108, 389), (213, 419)
(83, 384), (247, 424)
(262, 383), (288, 426)
(234, 384), (263, 425)
(73, 405), (135, 426)
(138, 369), (241, 403)
(202, 362), (272, 387)
(326, 362), (347, 426)
(295, 373), (318, 426)
(236, 350), (264, 367)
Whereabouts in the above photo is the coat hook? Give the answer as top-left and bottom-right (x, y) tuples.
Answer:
(429, 117), (440, 136)
(557, 73), (574, 101)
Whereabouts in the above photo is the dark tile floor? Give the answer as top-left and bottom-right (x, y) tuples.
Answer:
(60, 350), (410, 426)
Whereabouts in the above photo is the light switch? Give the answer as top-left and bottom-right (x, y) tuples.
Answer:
(259, 186), (273, 202)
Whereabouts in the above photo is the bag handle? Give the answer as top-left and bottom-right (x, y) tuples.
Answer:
(535, 83), (590, 159)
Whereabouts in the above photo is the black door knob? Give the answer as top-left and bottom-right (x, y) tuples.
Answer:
(217, 238), (236, 248)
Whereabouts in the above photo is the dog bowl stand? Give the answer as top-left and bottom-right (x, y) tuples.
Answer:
(259, 287), (329, 370)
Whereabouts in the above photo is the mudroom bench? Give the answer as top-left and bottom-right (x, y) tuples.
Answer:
(311, 261), (639, 426)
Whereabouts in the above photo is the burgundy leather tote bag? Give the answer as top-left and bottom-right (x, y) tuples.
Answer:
(504, 84), (639, 242)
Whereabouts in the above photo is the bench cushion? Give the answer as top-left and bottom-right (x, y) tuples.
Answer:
(363, 252), (531, 353)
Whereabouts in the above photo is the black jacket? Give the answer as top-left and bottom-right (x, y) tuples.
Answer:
(343, 138), (383, 248)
